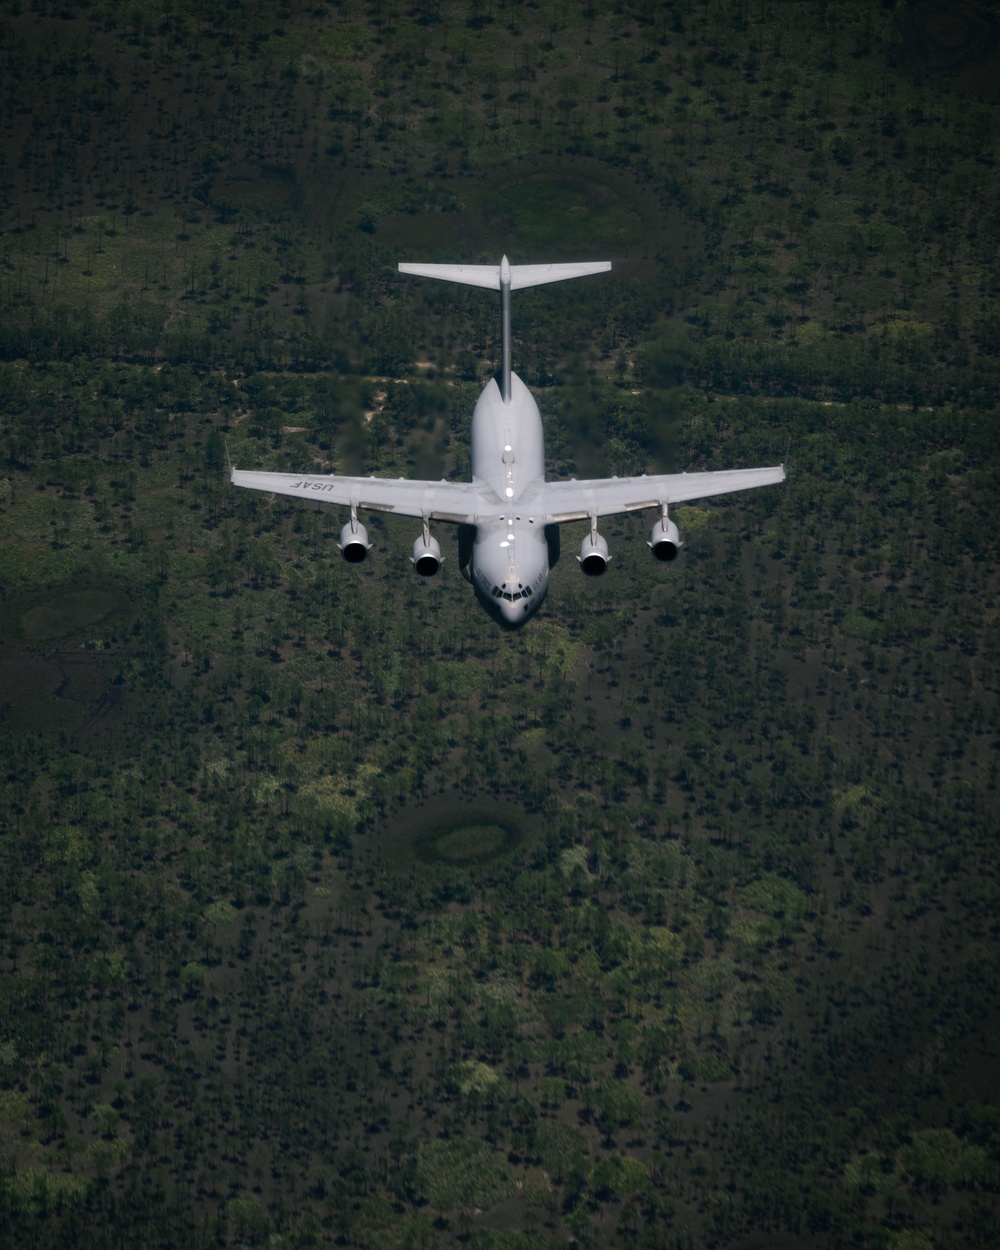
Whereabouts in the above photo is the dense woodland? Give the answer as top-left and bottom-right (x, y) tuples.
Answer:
(1, 1), (999, 1248)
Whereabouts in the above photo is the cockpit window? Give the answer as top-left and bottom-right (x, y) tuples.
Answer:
(491, 580), (535, 606)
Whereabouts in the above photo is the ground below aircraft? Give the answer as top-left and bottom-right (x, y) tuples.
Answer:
(231, 257), (785, 627)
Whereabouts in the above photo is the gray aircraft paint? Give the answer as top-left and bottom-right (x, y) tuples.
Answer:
(230, 257), (785, 628)
(468, 370), (550, 625)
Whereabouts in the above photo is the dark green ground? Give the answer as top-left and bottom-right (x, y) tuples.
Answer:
(1, 2), (999, 1248)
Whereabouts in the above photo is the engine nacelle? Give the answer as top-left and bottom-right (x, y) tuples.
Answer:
(411, 532), (442, 577)
(577, 530), (609, 576)
(339, 521), (370, 564)
(648, 518), (681, 562)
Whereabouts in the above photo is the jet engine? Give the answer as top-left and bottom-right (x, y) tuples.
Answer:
(577, 530), (609, 576)
(411, 532), (442, 577)
(648, 517), (681, 562)
(339, 520), (370, 564)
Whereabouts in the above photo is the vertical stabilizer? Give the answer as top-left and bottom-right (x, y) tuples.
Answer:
(398, 257), (611, 405)
(499, 254), (512, 402)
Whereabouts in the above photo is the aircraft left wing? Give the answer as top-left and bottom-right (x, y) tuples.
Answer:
(522, 465), (786, 523)
(230, 468), (492, 525)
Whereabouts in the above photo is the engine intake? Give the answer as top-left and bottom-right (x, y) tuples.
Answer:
(577, 530), (609, 576)
(648, 518), (681, 562)
(411, 532), (442, 577)
(339, 521), (370, 564)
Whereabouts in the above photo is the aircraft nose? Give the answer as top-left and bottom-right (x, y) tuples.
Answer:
(496, 594), (532, 626)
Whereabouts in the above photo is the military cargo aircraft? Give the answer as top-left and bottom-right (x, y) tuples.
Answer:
(231, 257), (785, 627)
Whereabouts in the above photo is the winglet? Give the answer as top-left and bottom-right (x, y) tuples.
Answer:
(225, 439), (235, 481)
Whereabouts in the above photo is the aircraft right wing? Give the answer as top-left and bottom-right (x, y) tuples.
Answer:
(230, 467), (495, 525)
(522, 465), (786, 523)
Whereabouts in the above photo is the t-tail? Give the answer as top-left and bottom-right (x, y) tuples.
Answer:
(398, 256), (611, 404)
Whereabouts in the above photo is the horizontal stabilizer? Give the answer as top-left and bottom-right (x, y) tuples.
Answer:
(398, 263), (500, 289)
(510, 261), (611, 290)
(398, 259), (610, 290)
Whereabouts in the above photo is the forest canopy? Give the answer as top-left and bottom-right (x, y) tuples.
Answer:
(1, 2), (998, 1248)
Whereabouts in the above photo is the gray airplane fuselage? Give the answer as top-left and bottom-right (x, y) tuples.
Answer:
(466, 371), (550, 627)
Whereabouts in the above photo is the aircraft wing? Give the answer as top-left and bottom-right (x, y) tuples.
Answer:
(230, 468), (493, 524)
(523, 465), (786, 523)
